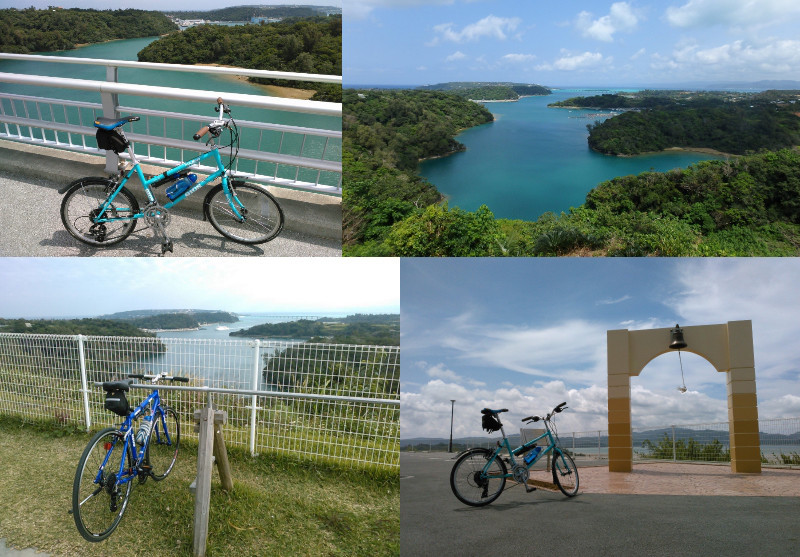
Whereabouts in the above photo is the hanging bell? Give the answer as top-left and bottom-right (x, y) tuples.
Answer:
(669, 324), (687, 350)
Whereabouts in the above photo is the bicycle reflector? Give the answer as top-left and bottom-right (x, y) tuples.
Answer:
(104, 442), (113, 451)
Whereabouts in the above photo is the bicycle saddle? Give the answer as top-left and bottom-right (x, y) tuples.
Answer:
(481, 408), (508, 415)
(102, 378), (134, 392)
(94, 116), (140, 130)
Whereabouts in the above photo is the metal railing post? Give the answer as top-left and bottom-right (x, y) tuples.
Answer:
(76, 334), (92, 431)
(672, 425), (677, 461)
(101, 65), (120, 173)
(249, 339), (261, 456)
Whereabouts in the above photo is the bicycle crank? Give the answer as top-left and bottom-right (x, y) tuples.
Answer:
(142, 202), (173, 254)
(512, 464), (536, 492)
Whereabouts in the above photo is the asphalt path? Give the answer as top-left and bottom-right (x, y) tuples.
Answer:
(0, 171), (340, 257)
(401, 452), (800, 556)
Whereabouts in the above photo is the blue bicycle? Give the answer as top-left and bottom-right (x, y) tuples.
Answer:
(450, 402), (579, 506)
(71, 373), (187, 542)
(60, 98), (284, 254)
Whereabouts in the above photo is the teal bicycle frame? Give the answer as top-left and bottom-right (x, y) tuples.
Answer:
(95, 143), (245, 224)
(484, 421), (558, 478)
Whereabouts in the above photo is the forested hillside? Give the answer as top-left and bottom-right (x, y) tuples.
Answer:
(343, 87), (800, 256)
(343, 89), (495, 253)
(0, 7), (176, 53)
(419, 82), (551, 101)
(231, 314), (400, 345)
(165, 6), (336, 21)
(137, 16), (341, 101)
(587, 104), (800, 156)
(0, 318), (155, 337)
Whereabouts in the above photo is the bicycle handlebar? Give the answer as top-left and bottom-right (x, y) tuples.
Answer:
(521, 402), (568, 423)
(128, 373), (190, 383)
(193, 97), (231, 140)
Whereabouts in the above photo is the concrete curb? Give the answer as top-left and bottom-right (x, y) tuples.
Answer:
(0, 139), (342, 243)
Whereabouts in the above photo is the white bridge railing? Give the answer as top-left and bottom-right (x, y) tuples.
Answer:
(0, 333), (398, 469)
(0, 54), (342, 195)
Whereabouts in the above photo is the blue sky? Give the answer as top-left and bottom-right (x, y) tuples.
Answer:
(344, 0), (800, 86)
(400, 258), (800, 439)
(0, 258), (398, 318)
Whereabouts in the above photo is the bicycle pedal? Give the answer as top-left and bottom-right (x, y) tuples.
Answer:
(525, 485), (537, 493)
(161, 240), (173, 254)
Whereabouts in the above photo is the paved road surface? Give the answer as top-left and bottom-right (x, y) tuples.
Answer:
(0, 171), (340, 257)
(401, 452), (800, 556)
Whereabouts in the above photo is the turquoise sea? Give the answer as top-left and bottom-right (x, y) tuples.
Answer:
(419, 89), (724, 221)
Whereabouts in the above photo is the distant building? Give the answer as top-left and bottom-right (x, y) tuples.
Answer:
(251, 16), (282, 24)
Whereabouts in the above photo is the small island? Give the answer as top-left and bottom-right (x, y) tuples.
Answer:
(549, 90), (800, 156)
(230, 314), (400, 345)
(419, 81), (551, 102)
(101, 309), (238, 331)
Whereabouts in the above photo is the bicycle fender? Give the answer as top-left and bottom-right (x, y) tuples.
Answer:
(452, 447), (493, 460)
(58, 176), (115, 194)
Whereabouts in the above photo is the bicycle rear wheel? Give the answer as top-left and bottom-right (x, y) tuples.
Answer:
(552, 448), (579, 497)
(204, 182), (284, 244)
(146, 406), (180, 481)
(450, 448), (507, 506)
(72, 427), (134, 542)
(60, 178), (139, 246)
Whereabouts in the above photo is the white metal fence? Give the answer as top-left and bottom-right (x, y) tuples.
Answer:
(403, 418), (800, 468)
(0, 54), (342, 194)
(0, 333), (399, 469)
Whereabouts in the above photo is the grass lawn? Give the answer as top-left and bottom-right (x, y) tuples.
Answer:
(0, 416), (399, 556)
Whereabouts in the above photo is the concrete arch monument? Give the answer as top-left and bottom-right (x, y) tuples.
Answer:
(607, 320), (760, 474)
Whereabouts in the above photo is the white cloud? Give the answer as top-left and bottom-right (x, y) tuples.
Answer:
(431, 15), (522, 44)
(538, 51), (611, 71)
(501, 53), (537, 64)
(576, 2), (639, 42)
(425, 363), (462, 382)
(445, 51), (467, 62)
(651, 39), (800, 78)
(666, 0), (800, 28)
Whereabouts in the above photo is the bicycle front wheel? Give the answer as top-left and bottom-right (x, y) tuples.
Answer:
(147, 406), (180, 481)
(450, 448), (507, 507)
(552, 448), (579, 497)
(72, 427), (134, 542)
(60, 178), (139, 246)
(204, 182), (284, 244)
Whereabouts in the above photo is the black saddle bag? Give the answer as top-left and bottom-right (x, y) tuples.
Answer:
(103, 388), (130, 416)
(96, 128), (129, 154)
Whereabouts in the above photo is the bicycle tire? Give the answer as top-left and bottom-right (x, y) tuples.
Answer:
(203, 182), (284, 244)
(552, 448), (579, 497)
(450, 448), (507, 506)
(60, 177), (139, 246)
(72, 427), (134, 542)
(146, 406), (180, 481)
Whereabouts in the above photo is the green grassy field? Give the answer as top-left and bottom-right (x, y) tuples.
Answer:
(0, 416), (399, 557)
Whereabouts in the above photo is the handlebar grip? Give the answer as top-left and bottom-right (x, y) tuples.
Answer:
(172, 376), (190, 383)
(217, 97), (224, 105)
(193, 126), (209, 140)
(128, 374), (145, 379)
(554, 402), (568, 413)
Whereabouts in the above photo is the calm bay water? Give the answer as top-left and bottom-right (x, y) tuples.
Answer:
(0, 37), (340, 184)
(419, 89), (723, 221)
(131, 314), (338, 383)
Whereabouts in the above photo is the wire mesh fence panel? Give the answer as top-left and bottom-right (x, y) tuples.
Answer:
(0, 333), (399, 470)
(758, 417), (800, 466)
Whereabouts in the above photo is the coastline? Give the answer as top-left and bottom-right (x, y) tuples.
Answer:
(606, 146), (735, 158)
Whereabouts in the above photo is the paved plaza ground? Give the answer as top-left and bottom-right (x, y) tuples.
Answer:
(401, 452), (800, 556)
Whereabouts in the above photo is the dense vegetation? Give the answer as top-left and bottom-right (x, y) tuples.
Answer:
(0, 7), (176, 53)
(164, 5), (336, 21)
(123, 311), (237, 330)
(640, 433), (730, 462)
(343, 88), (800, 256)
(419, 82), (551, 101)
(137, 16), (341, 101)
(0, 317), (154, 337)
(231, 314), (400, 345)
(343, 89), (495, 252)
(588, 103), (800, 156)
